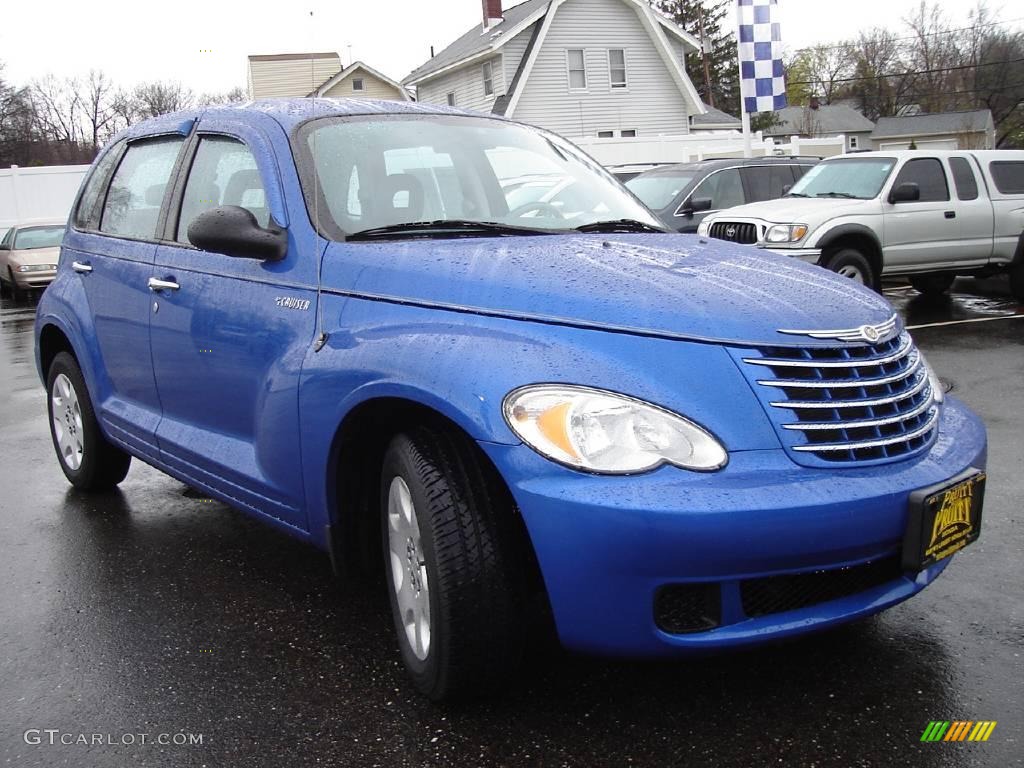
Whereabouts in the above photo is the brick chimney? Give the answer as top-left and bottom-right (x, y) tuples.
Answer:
(482, 0), (503, 28)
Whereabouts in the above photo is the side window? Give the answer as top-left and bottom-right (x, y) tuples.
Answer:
(892, 158), (949, 202)
(177, 136), (269, 244)
(742, 166), (793, 203)
(100, 137), (184, 240)
(989, 161), (1024, 194)
(0, 228), (12, 249)
(692, 168), (745, 210)
(74, 143), (123, 230)
(948, 157), (979, 201)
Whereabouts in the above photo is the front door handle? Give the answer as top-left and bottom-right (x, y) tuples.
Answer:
(72, 261), (93, 273)
(148, 277), (180, 292)
(944, 211), (956, 219)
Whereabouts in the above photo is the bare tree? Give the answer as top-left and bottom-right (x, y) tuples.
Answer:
(31, 75), (83, 144)
(79, 70), (117, 150)
(133, 81), (193, 119)
(848, 28), (917, 121)
(787, 44), (856, 105)
(197, 86), (246, 106)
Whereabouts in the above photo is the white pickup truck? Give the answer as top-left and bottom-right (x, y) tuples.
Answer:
(698, 150), (1024, 298)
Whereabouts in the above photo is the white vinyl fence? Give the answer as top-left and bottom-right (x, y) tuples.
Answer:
(0, 165), (90, 236)
(578, 132), (848, 168)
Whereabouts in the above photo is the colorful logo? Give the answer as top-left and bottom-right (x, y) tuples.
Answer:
(921, 721), (997, 742)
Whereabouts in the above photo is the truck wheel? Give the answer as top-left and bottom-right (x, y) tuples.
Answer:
(380, 428), (526, 700)
(909, 274), (955, 296)
(1010, 262), (1024, 302)
(823, 248), (875, 288)
(47, 351), (131, 490)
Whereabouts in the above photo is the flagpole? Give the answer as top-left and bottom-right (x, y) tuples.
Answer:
(736, 1), (753, 158)
(741, 106), (752, 158)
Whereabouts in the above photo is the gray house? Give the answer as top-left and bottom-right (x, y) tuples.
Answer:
(764, 101), (876, 152)
(402, 0), (707, 140)
(871, 110), (995, 150)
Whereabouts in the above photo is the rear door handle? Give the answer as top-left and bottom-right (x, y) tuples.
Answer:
(72, 261), (93, 273)
(944, 211), (956, 219)
(148, 277), (180, 292)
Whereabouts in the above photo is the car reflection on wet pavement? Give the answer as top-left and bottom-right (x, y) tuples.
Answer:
(1, 278), (1021, 768)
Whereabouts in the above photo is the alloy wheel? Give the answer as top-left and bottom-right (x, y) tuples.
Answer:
(386, 475), (431, 661)
(51, 373), (84, 471)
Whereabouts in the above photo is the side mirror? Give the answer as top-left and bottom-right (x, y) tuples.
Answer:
(889, 182), (920, 204)
(683, 197), (713, 216)
(187, 206), (287, 261)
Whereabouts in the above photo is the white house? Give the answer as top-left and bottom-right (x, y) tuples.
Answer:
(247, 53), (409, 101)
(402, 0), (707, 140)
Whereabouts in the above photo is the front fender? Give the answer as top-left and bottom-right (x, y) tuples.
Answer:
(808, 221), (883, 254)
(297, 293), (781, 540)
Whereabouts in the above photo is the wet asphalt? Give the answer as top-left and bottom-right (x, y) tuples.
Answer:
(0, 277), (1021, 768)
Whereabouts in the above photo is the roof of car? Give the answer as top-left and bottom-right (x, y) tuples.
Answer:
(635, 156), (818, 176)
(115, 98), (489, 143)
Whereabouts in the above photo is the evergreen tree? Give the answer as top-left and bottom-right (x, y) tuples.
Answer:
(653, 0), (740, 117)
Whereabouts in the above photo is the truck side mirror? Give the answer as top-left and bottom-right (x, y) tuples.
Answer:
(889, 182), (920, 204)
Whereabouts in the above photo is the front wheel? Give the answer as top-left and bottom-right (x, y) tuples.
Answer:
(909, 273), (955, 296)
(47, 351), (131, 490)
(380, 428), (526, 700)
(822, 247), (876, 288)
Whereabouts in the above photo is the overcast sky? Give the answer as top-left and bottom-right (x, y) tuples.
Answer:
(0, 0), (1015, 95)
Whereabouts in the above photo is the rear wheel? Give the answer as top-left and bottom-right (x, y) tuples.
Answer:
(46, 351), (131, 490)
(380, 428), (526, 700)
(823, 247), (875, 288)
(909, 273), (955, 296)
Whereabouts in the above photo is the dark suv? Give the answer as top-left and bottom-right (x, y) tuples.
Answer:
(626, 157), (818, 233)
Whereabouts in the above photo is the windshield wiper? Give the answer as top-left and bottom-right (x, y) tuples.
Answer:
(785, 192), (810, 198)
(573, 219), (666, 234)
(346, 219), (556, 241)
(815, 192), (859, 199)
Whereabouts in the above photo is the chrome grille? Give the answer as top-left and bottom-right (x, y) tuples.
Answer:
(741, 332), (939, 463)
(709, 221), (758, 245)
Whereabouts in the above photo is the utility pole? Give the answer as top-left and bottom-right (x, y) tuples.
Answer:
(698, 4), (715, 109)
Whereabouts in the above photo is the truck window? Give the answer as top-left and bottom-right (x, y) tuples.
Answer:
(892, 158), (949, 202)
(948, 157), (979, 201)
(989, 161), (1024, 194)
(692, 168), (744, 210)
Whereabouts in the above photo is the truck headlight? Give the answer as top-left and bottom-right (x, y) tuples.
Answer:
(502, 385), (727, 474)
(765, 224), (808, 244)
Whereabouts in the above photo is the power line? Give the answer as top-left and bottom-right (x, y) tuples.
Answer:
(788, 57), (1024, 88)
(789, 16), (1024, 56)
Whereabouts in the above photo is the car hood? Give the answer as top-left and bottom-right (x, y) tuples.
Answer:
(322, 233), (894, 347)
(10, 247), (61, 266)
(711, 197), (874, 223)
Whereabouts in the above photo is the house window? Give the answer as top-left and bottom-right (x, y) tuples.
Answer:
(447, 92), (456, 107)
(849, 135), (858, 150)
(567, 49), (587, 90)
(482, 61), (494, 96)
(620, 129), (637, 138)
(352, 78), (364, 92)
(597, 130), (614, 138)
(609, 49), (627, 89)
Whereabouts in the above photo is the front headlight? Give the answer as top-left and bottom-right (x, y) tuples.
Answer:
(922, 355), (945, 403)
(764, 224), (808, 244)
(697, 220), (711, 236)
(16, 264), (56, 272)
(502, 385), (728, 474)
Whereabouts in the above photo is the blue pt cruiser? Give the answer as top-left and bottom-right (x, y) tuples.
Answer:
(35, 100), (987, 700)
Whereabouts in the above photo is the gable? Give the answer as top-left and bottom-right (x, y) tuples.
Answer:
(320, 66), (408, 101)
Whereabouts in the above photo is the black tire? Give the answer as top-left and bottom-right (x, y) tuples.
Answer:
(909, 273), (955, 296)
(1010, 262), (1024, 302)
(7, 269), (23, 301)
(822, 247), (876, 289)
(46, 351), (131, 490)
(380, 428), (526, 700)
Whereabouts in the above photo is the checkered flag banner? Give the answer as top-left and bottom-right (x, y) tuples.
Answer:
(737, 0), (788, 114)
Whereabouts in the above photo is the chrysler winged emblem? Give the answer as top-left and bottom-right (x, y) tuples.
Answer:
(777, 314), (899, 344)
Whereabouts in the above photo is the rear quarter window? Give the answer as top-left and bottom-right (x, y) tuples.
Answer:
(948, 157), (979, 201)
(74, 143), (123, 230)
(989, 161), (1024, 194)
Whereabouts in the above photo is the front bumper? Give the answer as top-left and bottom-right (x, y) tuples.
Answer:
(480, 398), (986, 656)
(764, 246), (822, 264)
(12, 268), (56, 289)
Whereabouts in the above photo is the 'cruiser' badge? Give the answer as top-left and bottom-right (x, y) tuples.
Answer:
(275, 297), (310, 311)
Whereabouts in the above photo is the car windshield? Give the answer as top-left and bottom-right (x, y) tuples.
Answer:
(626, 172), (697, 209)
(14, 225), (65, 249)
(295, 115), (664, 239)
(789, 158), (896, 200)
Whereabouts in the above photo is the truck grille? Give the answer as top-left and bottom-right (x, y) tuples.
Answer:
(740, 332), (939, 463)
(709, 221), (758, 244)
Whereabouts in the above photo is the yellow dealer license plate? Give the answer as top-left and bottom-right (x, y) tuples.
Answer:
(902, 469), (986, 571)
